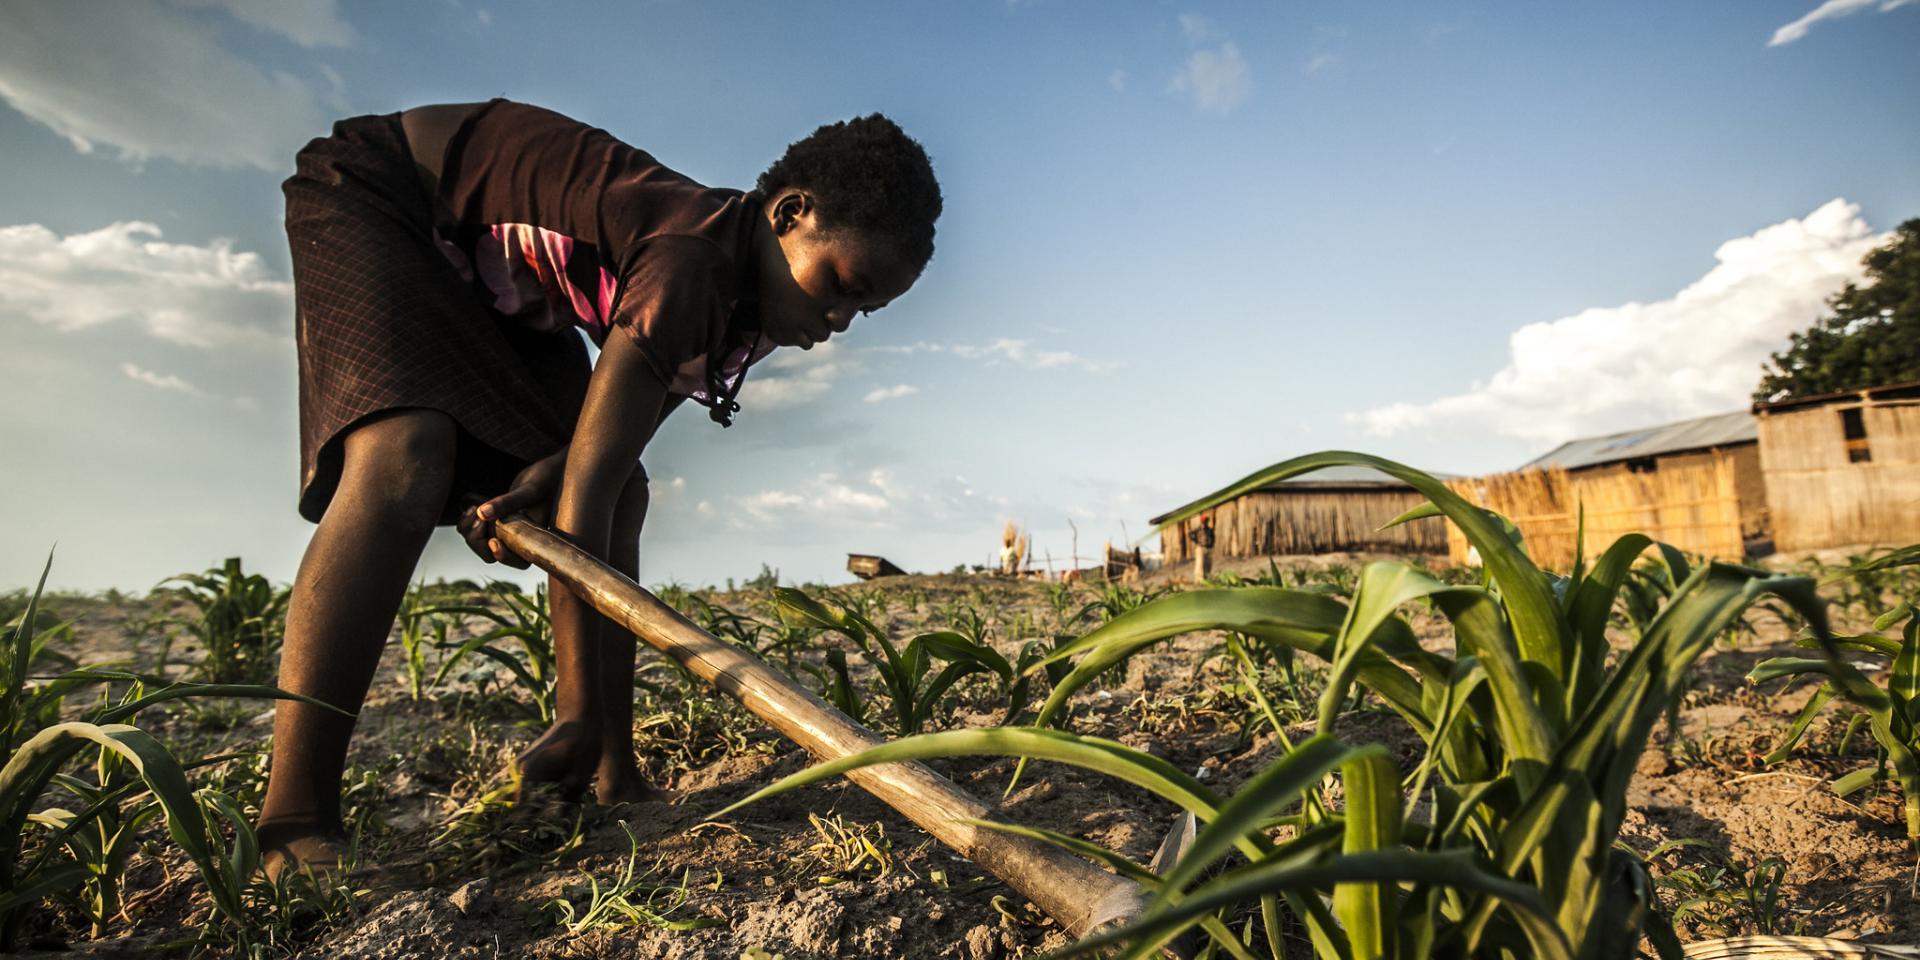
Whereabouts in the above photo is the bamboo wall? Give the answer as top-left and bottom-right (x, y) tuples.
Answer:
(1160, 487), (1447, 563)
(1757, 399), (1920, 552)
(1442, 449), (1749, 570)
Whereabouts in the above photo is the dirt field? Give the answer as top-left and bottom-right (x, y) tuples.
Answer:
(13, 551), (1919, 958)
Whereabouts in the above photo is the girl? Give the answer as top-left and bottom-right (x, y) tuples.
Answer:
(261, 99), (941, 879)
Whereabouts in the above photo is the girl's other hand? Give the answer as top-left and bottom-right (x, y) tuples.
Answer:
(457, 449), (566, 568)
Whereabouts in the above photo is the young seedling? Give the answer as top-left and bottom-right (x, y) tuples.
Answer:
(774, 587), (1010, 736)
(156, 557), (290, 685)
(1750, 592), (1920, 844)
(2, 551), (343, 951)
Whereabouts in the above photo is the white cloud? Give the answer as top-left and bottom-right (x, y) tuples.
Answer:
(868, 468), (905, 500)
(118, 360), (259, 409)
(1302, 52), (1341, 74)
(866, 338), (1116, 373)
(739, 490), (805, 517)
(862, 384), (919, 403)
(741, 340), (856, 409)
(0, 0), (349, 170)
(1350, 199), (1886, 447)
(120, 362), (203, 396)
(1179, 13), (1221, 44)
(959, 338), (1117, 372)
(0, 221), (293, 349)
(733, 472), (891, 527)
(1108, 68), (1128, 93)
(1769, 0), (1917, 46)
(1171, 44), (1250, 115)
(174, 0), (354, 47)
(1170, 14), (1250, 115)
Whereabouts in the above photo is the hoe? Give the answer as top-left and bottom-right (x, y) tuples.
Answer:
(495, 515), (1166, 948)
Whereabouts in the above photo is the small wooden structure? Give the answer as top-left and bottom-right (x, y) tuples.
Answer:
(846, 553), (907, 580)
(1102, 541), (1145, 581)
(1452, 410), (1765, 569)
(1152, 465), (1452, 565)
(1754, 380), (1920, 552)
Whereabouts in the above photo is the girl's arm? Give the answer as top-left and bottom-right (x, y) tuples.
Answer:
(545, 330), (669, 735)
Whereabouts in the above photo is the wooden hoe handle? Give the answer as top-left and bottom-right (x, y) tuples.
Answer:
(495, 516), (1152, 941)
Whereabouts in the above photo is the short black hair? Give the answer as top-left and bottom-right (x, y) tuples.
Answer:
(755, 113), (942, 269)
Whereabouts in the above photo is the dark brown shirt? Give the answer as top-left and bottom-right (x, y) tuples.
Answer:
(400, 99), (771, 403)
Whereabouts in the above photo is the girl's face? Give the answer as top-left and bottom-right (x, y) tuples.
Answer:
(756, 192), (920, 350)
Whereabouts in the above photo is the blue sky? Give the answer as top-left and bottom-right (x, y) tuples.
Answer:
(1, 0), (1916, 591)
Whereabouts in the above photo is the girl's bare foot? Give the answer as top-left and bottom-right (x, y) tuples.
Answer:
(256, 822), (351, 886)
(516, 719), (600, 804)
(594, 762), (676, 806)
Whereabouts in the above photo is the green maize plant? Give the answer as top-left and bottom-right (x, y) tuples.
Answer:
(686, 594), (817, 666)
(774, 588), (1013, 736)
(1074, 580), (1171, 626)
(395, 581), (446, 702)
(1198, 630), (1330, 751)
(430, 582), (558, 724)
(1828, 546), (1920, 618)
(1642, 841), (1792, 939)
(2, 553), (346, 950)
(3, 722), (248, 950)
(1042, 579), (1081, 629)
(1003, 635), (1075, 725)
(943, 603), (991, 646)
(158, 557), (291, 685)
(823, 585), (886, 626)
(2, 622), (87, 762)
(1748, 591), (1920, 844)
(930, 603), (1067, 724)
(796, 647), (867, 725)
(23, 747), (226, 939)
(727, 452), (1840, 960)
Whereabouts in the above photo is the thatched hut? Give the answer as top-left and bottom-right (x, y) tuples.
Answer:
(1447, 410), (1766, 568)
(1151, 465), (1452, 565)
(1753, 380), (1920, 552)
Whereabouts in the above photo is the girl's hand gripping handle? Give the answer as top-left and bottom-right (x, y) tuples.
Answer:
(457, 447), (567, 568)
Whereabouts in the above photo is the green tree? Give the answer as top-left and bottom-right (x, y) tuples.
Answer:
(1755, 218), (1920, 404)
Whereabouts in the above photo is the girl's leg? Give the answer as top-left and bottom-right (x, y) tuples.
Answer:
(593, 470), (662, 803)
(256, 408), (457, 857)
(515, 466), (651, 799)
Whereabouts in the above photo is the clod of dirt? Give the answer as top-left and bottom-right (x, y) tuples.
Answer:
(296, 890), (497, 959)
(729, 887), (849, 956)
(1635, 749), (1673, 779)
(447, 877), (491, 914)
(964, 923), (999, 960)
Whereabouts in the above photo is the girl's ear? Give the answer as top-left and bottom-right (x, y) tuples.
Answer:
(770, 191), (814, 237)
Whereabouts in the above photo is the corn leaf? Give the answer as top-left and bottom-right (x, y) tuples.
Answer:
(1148, 451), (1567, 677)
(1333, 752), (1403, 960)
(1153, 735), (1371, 904)
(0, 722), (245, 928)
(711, 726), (1224, 826)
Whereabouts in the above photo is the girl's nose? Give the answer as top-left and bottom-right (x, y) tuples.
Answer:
(826, 305), (856, 331)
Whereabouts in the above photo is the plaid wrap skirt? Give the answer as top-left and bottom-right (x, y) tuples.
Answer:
(284, 112), (593, 525)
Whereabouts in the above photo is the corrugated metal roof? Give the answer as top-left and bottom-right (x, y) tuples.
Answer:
(1521, 410), (1756, 472)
